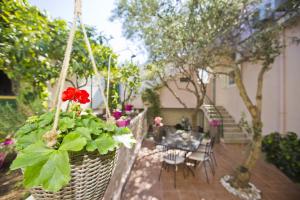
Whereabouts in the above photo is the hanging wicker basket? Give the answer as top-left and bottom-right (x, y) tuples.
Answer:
(30, 150), (117, 200)
(27, 1), (118, 199)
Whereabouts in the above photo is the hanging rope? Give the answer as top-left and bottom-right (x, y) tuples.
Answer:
(106, 54), (112, 116)
(44, 0), (111, 146)
(79, 16), (111, 118)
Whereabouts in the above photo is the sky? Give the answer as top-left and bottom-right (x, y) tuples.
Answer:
(28, 0), (147, 64)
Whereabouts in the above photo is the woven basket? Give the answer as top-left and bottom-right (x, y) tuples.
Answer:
(30, 150), (116, 200)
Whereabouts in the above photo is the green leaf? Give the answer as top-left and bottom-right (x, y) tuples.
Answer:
(11, 142), (54, 170)
(39, 112), (54, 127)
(38, 150), (71, 192)
(73, 127), (92, 140)
(104, 123), (116, 132)
(15, 123), (37, 138)
(58, 117), (75, 132)
(116, 127), (131, 135)
(86, 140), (97, 152)
(16, 134), (40, 150)
(59, 132), (87, 152)
(94, 134), (118, 155)
(23, 160), (46, 188)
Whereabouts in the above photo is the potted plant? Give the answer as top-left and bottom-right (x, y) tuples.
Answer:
(152, 116), (165, 142)
(10, 87), (135, 199)
(209, 119), (222, 142)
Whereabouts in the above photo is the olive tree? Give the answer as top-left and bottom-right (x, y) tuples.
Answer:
(112, 0), (211, 127)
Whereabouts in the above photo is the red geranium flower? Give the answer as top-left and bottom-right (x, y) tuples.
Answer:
(62, 87), (77, 101)
(62, 87), (90, 104)
(75, 89), (90, 104)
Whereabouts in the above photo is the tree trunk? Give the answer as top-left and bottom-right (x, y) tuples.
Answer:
(230, 119), (262, 188)
(191, 98), (204, 130)
(230, 65), (267, 189)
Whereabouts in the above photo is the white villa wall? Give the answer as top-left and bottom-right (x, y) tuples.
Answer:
(132, 75), (204, 126)
(159, 80), (198, 109)
(213, 19), (300, 136)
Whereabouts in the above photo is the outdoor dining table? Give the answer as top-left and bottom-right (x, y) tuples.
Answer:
(157, 130), (204, 152)
(156, 130), (204, 177)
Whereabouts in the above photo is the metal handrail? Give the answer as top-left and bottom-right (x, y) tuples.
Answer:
(203, 95), (224, 138)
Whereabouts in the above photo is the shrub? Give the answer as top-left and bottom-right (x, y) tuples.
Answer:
(262, 132), (300, 182)
(141, 88), (161, 123)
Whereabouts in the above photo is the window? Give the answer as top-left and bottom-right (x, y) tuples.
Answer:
(198, 69), (210, 84)
(228, 71), (236, 86)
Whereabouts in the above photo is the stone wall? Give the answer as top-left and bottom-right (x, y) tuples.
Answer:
(103, 110), (147, 200)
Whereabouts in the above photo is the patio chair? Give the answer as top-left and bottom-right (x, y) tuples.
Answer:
(158, 147), (186, 188)
(198, 136), (218, 167)
(186, 141), (214, 183)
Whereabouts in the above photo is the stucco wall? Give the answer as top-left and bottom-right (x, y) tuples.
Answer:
(213, 19), (300, 136)
(160, 108), (204, 127)
(159, 78), (199, 109)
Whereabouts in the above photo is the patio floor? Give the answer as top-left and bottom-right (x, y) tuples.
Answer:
(122, 140), (300, 200)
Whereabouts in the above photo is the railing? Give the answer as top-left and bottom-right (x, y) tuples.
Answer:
(203, 95), (224, 138)
(103, 109), (147, 200)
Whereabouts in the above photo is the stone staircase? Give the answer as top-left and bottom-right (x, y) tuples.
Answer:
(202, 104), (251, 144)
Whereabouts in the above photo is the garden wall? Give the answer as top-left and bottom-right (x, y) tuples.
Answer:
(103, 110), (147, 200)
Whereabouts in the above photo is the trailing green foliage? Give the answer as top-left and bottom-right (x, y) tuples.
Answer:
(141, 88), (161, 123)
(262, 132), (300, 182)
(11, 105), (135, 192)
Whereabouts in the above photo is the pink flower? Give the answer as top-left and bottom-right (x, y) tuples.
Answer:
(116, 119), (130, 127)
(154, 117), (163, 127)
(209, 119), (221, 127)
(112, 111), (122, 120)
(125, 104), (133, 112)
(2, 138), (14, 146)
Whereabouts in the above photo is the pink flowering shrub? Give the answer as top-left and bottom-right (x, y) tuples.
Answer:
(154, 116), (163, 127)
(209, 119), (222, 127)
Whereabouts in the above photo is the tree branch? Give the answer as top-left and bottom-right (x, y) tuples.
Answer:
(234, 65), (257, 119)
(256, 65), (269, 118)
(158, 72), (188, 108)
(66, 78), (76, 87)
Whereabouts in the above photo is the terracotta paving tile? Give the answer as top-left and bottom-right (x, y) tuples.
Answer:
(162, 191), (180, 200)
(121, 140), (300, 200)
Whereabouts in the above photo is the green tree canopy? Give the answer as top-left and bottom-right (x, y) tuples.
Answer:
(0, 0), (117, 94)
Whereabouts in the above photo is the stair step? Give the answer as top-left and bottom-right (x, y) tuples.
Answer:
(207, 111), (231, 116)
(223, 123), (238, 127)
(223, 127), (241, 132)
(223, 118), (235, 122)
(223, 132), (247, 138)
(222, 137), (251, 144)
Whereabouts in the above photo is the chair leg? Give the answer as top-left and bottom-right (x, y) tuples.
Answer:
(174, 165), (177, 188)
(182, 164), (186, 179)
(203, 161), (209, 184)
(159, 162), (164, 181)
(208, 159), (215, 175)
(212, 152), (218, 166)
